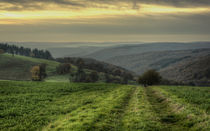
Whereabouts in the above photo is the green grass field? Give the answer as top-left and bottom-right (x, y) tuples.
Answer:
(0, 81), (210, 130)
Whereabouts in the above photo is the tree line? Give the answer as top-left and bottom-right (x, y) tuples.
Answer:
(56, 57), (134, 83)
(30, 61), (134, 84)
(0, 43), (53, 60)
(30, 62), (99, 83)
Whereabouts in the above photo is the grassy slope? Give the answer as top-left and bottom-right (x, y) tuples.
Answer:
(0, 54), (59, 80)
(0, 54), (117, 82)
(0, 81), (210, 130)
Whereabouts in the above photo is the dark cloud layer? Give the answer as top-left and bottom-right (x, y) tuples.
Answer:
(1, 0), (210, 11)
(135, 0), (210, 7)
(0, 0), (85, 11)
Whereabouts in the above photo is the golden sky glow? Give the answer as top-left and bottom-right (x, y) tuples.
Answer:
(0, 3), (210, 24)
(0, 0), (210, 42)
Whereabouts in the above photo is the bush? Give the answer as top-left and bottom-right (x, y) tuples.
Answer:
(138, 69), (161, 86)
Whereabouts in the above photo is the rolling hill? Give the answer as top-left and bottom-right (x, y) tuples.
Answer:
(160, 54), (210, 86)
(106, 48), (210, 86)
(106, 48), (210, 74)
(0, 54), (59, 80)
(84, 42), (210, 60)
(0, 53), (135, 83)
(2, 42), (210, 85)
(11, 42), (210, 59)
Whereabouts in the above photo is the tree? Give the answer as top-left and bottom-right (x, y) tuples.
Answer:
(122, 73), (133, 84)
(113, 69), (122, 76)
(88, 71), (99, 82)
(39, 64), (47, 80)
(70, 67), (86, 82)
(56, 63), (71, 74)
(0, 43), (53, 60)
(122, 76), (129, 84)
(31, 66), (41, 81)
(31, 64), (47, 81)
(138, 69), (161, 87)
(105, 74), (111, 83)
(44, 50), (53, 60)
(11, 50), (14, 57)
(0, 49), (4, 54)
(76, 58), (85, 69)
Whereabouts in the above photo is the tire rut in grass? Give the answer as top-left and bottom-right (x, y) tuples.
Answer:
(145, 87), (189, 131)
(42, 87), (120, 131)
(88, 86), (136, 131)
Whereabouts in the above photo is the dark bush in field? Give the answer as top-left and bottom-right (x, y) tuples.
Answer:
(138, 69), (161, 86)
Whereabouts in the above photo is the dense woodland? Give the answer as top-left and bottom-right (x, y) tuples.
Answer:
(56, 57), (134, 79)
(0, 43), (53, 60)
(56, 57), (135, 83)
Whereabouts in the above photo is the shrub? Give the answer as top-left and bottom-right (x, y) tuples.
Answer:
(138, 69), (161, 87)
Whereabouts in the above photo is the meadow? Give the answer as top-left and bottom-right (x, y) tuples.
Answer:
(0, 81), (209, 131)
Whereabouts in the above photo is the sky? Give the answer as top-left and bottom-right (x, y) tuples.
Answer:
(0, 0), (210, 42)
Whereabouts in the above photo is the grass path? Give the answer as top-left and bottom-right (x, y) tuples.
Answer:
(87, 86), (136, 131)
(43, 85), (134, 131)
(145, 87), (188, 130)
(153, 86), (210, 131)
(122, 87), (163, 131)
(44, 86), (210, 130)
(145, 86), (210, 131)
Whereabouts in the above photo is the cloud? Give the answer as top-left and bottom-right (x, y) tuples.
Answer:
(134, 0), (210, 7)
(0, 0), (85, 11)
(0, 0), (210, 11)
